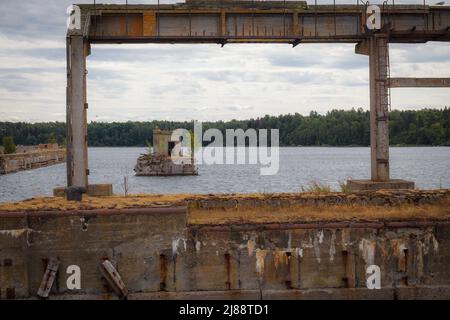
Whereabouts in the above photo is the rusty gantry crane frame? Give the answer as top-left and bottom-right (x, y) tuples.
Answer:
(66, 0), (450, 191)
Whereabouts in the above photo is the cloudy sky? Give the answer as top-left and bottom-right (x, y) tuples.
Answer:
(0, 0), (449, 123)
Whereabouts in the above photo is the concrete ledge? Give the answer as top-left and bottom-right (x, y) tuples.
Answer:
(53, 184), (113, 197)
(36, 286), (450, 300)
(347, 179), (415, 192)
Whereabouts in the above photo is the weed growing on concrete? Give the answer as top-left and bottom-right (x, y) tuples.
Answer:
(300, 181), (332, 193)
(339, 181), (350, 193)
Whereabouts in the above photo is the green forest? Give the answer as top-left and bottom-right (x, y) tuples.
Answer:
(1, 108), (449, 147)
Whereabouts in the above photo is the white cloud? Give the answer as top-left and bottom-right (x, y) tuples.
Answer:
(0, 34), (64, 51)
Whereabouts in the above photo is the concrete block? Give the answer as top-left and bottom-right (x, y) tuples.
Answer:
(347, 179), (415, 192)
(53, 184), (113, 197)
(87, 184), (113, 197)
(53, 187), (66, 197)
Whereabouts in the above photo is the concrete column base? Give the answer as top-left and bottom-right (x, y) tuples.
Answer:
(347, 179), (415, 192)
(54, 184), (113, 197)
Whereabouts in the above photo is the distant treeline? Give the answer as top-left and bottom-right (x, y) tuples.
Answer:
(1, 108), (449, 147)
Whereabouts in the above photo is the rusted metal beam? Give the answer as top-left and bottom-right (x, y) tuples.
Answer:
(100, 260), (128, 298)
(78, 3), (450, 45)
(88, 35), (363, 44)
(37, 258), (60, 298)
(388, 77), (450, 87)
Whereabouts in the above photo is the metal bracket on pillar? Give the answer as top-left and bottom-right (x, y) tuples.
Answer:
(84, 42), (91, 56)
(292, 39), (302, 48)
(388, 77), (450, 88)
(376, 116), (388, 122)
(355, 40), (370, 56)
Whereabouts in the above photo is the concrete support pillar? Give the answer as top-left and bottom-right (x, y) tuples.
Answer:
(369, 34), (390, 181)
(348, 35), (413, 191)
(66, 35), (88, 188)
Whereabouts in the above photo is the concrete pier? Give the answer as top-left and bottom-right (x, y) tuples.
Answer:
(347, 179), (414, 191)
(0, 190), (449, 299)
(0, 148), (66, 174)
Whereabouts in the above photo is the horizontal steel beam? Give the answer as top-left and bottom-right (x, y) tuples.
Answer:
(388, 77), (450, 87)
(72, 3), (450, 45)
(88, 35), (363, 45)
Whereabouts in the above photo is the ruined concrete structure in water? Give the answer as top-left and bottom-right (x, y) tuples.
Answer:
(134, 129), (198, 176)
(65, 0), (450, 192)
(1, 190), (450, 299)
(0, 148), (66, 175)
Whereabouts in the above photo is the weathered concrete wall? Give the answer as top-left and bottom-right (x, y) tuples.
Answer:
(1, 192), (450, 300)
(189, 224), (449, 296)
(0, 208), (187, 299)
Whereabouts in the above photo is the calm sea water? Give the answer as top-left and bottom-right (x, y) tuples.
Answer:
(0, 147), (449, 203)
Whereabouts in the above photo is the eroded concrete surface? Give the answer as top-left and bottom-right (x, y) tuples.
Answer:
(1, 191), (450, 300)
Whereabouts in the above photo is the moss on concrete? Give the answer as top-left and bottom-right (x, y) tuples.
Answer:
(1, 190), (449, 224)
